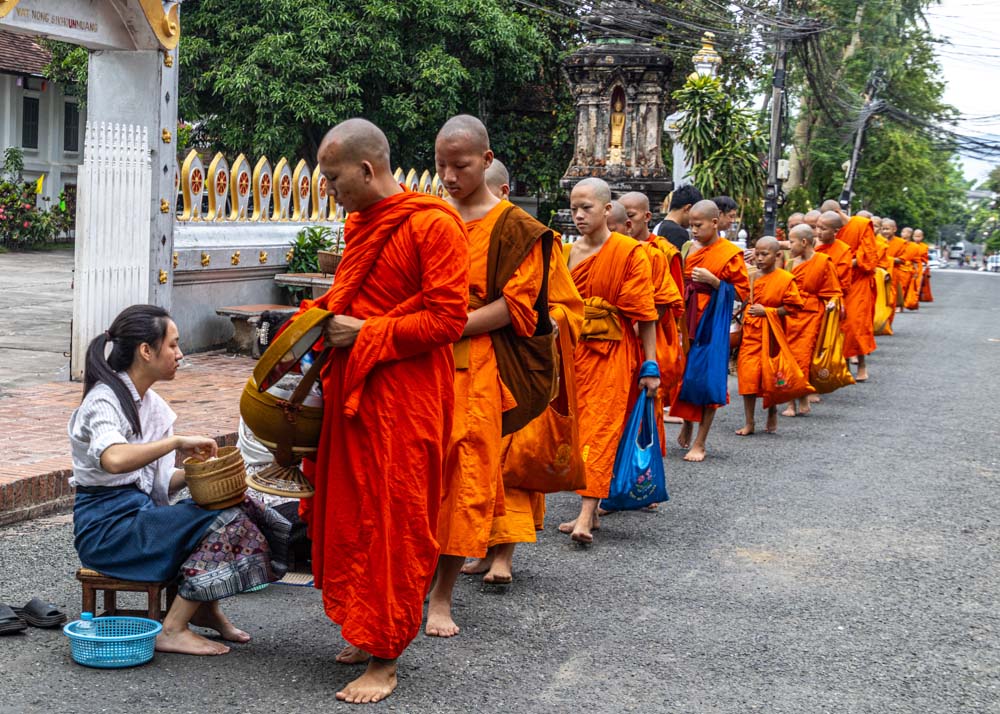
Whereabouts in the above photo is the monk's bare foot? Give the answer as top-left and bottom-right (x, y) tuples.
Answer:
(856, 366), (869, 382)
(336, 657), (398, 704)
(483, 565), (513, 585)
(558, 518), (577, 534)
(336, 644), (371, 664)
(765, 412), (778, 434)
(735, 423), (755, 436)
(683, 445), (707, 462)
(781, 406), (796, 417)
(798, 406), (811, 416)
(559, 514), (599, 534)
(677, 422), (693, 449)
(849, 357), (859, 365)
(640, 503), (659, 512)
(808, 394), (821, 403)
(156, 627), (230, 656)
(461, 550), (494, 575)
(664, 415), (684, 424)
(570, 524), (593, 544)
(191, 602), (251, 643)
(424, 600), (460, 638)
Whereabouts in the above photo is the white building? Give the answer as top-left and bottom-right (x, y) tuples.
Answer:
(0, 30), (85, 205)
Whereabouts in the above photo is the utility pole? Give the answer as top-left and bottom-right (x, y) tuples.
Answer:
(839, 68), (886, 212)
(763, 0), (788, 238)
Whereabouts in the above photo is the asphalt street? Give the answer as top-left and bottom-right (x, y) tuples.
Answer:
(1, 270), (998, 713)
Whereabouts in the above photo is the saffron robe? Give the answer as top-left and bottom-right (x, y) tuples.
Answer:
(898, 241), (922, 310)
(571, 232), (657, 500)
(439, 199), (545, 559)
(737, 269), (804, 395)
(300, 190), (469, 660)
(837, 216), (878, 357)
(642, 238), (684, 454)
(490, 239), (584, 547)
(646, 234), (687, 411)
(785, 253), (842, 376)
(814, 238), (853, 297)
(669, 238), (750, 422)
(886, 236), (912, 312)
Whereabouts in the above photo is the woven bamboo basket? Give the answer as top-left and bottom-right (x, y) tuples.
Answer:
(317, 250), (342, 275)
(184, 447), (248, 509)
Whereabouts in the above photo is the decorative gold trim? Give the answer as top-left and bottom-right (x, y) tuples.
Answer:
(138, 0), (181, 51)
(231, 250), (241, 266)
(172, 252), (178, 269)
(251, 156), (272, 222)
(158, 269), (169, 285)
(259, 250), (269, 264)
(163, 52), (174, 68)
(160, 198), (170, 213)
(271, 157), (291, 222)
(161, 128), (172, 144)
(201, 252), (211, 267)
(285, 248), (295, 262)
(0, 0), (22, 19)
(228, 154), (250, 221)
(179, 149), (203, 221)
(291, 159), (311, 221)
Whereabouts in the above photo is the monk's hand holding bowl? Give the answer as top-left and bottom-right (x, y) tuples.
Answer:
(325, 315), (365, 348)
(691, 267), (721, 289)
(638, 374), (661, 397)
(747, 304), (767, 317)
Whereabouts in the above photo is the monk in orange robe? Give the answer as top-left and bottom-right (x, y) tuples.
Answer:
(866, 214), (894, 336)
(426, 116), (548, 637)
(736, 237), (805, 434)
(892, 225), (917, 313)
(821, 201), (878, 380)
(905, 229), (927, 309)
(815, 213), (852, 294)
(461, 159), (584, 585)
(558, 178), (660, 543)
(669, 200), (750, 461)
(914, 229), (933, 302)
(882, 219), (905, 322)
(298, 120), (469, 704)
(781, 224), (842, 416)
(620, 191), (686, 418)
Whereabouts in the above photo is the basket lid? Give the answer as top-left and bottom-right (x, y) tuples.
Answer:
(253, 307), (331, 392)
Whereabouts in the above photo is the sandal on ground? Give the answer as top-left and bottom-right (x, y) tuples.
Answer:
(12, 598), (67, 628)
(0, 604), (27, 635)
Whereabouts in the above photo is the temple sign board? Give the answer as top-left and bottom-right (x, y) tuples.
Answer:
(0, 0), (180, 378)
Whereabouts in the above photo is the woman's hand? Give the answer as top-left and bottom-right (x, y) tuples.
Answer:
(175, 436), (218, 462)
(747, 304), (767, 317)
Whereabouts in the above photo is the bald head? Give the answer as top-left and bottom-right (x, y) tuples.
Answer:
(880, 218), (896, 238)
(318, 118), (398, 212)
(857, 210), (873, 219)
(913, 229), (925, 242)
(756, 236), (780, 252)
(820, 211), (844, 230)
(803, 210), (821, 228)
(485, 159), (509, 200)
(690, 199), (720, 220)
(689, 200), (720, 244)
(436, 114), (490, 152)
(573, 177), (612, 205)
(319, 118), (391, 170)
(619, 191), (652, 239)
(607, 200), (630, 234)
(787, 212), (805, 229)
(789, 224), (814, 244)
(901, 227), (913, 240)
(820, 199), (842, 213)
(620, 192), (650, 213)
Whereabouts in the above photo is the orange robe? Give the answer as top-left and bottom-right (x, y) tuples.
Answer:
(873, 235), (894, 335)
(814, 238), (853, 300)
(837, 216), (878, 357)
(301, 191), (469, 660)
(737, 269), (804, 395)
(886, 236), (910, 312)
(571, 232), (657, 499)
(785, 253), (842, 376)
(899, 241), (922, 310)
(669, 238), (750, 422)
(910, 242), (929, 308)
(646, 235), (687, 408)
(438, 199), (544, 559)
(490, 239), (584, 547)
(642, 238), (684, 454)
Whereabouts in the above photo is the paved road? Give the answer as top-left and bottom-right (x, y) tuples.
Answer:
(0, 271), (998, 713)
(0, 249), (73, 396)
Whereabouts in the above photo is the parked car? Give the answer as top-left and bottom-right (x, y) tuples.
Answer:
(987, 255), (1000, 273)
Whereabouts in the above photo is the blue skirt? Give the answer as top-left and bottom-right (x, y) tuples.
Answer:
(73, 486), (221, 583)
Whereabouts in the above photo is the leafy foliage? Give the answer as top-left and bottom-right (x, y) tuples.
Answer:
(0, 149), (72, 247)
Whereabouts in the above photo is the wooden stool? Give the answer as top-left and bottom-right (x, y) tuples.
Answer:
(75, 568), (177, 621)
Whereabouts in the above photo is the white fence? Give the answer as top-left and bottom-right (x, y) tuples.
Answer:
(71, 122), (151, 379)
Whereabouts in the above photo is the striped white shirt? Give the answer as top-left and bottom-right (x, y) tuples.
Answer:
(68, 372), (177, 506)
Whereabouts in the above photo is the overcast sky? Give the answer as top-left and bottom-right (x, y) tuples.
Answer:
(927, 0), (1000, 185)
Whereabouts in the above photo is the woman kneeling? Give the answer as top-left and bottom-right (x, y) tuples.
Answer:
(69, 305), (290, 656)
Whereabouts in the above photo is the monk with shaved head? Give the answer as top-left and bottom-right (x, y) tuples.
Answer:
(803, 210), (821, 229)
(298, 118), (469, 703)
(558, 177), (660, 542)
(736, 236), (807, 434)
(913, 229), (933, 303)
(607, 200), (633, 235)
(897, 226), (922, 312)
(669, 199), (750, 461)
(781, 223), (842, 416)
(485, 158), (510, 200)
(428, 115), (553, 636)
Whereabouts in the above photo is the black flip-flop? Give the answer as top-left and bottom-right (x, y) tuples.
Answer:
(0, 604), (27, 635)
(12, 598), (67, 628)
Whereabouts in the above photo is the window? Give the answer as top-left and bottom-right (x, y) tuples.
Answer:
(22, 96), (39, 149)
(64, 102), (80, 153)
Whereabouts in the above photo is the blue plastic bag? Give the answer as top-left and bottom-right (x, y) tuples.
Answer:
(677, 280), (735, 406)
(601, 391), (668, 511)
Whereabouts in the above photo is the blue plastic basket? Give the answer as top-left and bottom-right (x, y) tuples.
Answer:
(63, 616), (162, 669)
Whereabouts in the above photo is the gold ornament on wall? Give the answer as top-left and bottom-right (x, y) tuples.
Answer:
(231, 250), (241, 266)
(158, 270), (169, 285)
(172, 252), (178, 268)
(201, 252), (211, 267)
(285, 248), (295, 262)
(160, 199), (170, 213)
(161, 128), (172, 144)
(163, 52), (174, 68)
(259, 251), (268, 264)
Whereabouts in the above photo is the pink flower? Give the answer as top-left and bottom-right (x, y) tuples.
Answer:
(23, 221), (30, 228)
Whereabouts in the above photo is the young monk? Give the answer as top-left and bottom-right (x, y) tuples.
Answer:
(803, 210), (821, 229)
(821, 200), (877, 381)
(620, 191), (686, 422)
(669, 200), (750, 461)
(903, 228), (925, 310)
(427, 115), (549, 634)
(558, 177), (660, 543)
(736, 236), (804, 434)
(607, 200), (633, 235)
(461, 159), (584, 585)
(914, 229), (933, 302)
(300, 119), (470, 703)
(781, 224), (842, 416)
(883, 219), (906, 324)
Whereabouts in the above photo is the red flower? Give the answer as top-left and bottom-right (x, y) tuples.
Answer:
(23, 221), (30, 228)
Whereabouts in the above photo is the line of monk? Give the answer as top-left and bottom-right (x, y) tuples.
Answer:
(281, 115), (934, 703)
